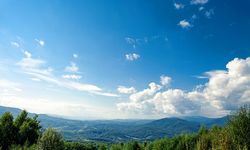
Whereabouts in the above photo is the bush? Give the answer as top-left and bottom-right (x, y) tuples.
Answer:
(38, 128), (64, 150)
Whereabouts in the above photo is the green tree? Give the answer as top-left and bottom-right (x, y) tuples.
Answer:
(123, 141), (141, 150)
(14, 110), (41, 145)
(0, 112), (17, 150)
(228, 105), (250, 149)
(14, 110), (28, 129)
(196, 126), (212, 150)
(98, 143), (107, 150)
(109, 144), (123, 150)
(38, 128), (64, 150)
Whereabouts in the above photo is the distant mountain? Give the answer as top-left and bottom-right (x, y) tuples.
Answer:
(0, 106), (228, 142)
(181, 116), (214, 123)
(0, 106), (22, 117)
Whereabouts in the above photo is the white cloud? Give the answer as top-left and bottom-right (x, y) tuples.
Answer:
(31, 78), (41, 82)
(194, 75), (209, 79)
(10, 41), (20, 48)
(129, 82), (161, 103)
(125, 37), (136, 45)
(62, 74), (82, 80)
(117, 82), (161, 115)
(178, 20), (192, 29)
(35, 39), (45, 46)
(0, 79), (22, 94)
(73, 54), (78, 58)
(117, 57), (250, 117)
(125, 37), (136, 49)
(117, 86), (136, 94)
(191, 0), (208, 5)
(125, 53), (140, 61)
(65, 62), (79, 72)
(17, 57), (45, 69)
(23, 50), (32, 58)
(160, 75), (172, 86)
(174, 3), (184, 9)
(16, 54), (118, 97)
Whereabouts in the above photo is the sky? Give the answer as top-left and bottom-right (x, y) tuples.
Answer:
(0, 0), (250, 119)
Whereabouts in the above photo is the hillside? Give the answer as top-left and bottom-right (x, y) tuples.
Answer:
(0, 106), (228, 142)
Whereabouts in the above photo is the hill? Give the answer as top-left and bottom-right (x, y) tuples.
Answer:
(0, 106), (228, 142)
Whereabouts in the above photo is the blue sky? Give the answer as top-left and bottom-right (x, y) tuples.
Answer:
(0, 0), (250, 119)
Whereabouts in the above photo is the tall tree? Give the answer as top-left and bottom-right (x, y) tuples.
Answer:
(0, 112), (17, 150)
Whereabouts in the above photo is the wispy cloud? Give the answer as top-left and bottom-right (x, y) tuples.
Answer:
(0, 79), (22, 94)
(125, 53), (140, 61)
(191, 0), (208, 5)
(16, 52), (118, 97)
(62, 74), (82, 80)
(17, 57), (45, 69)
(205, 9), (214, 18)
(65, 62), (79, 73)
(125, 37), (136, 49)
(193, 75), (208, 79)
(117, 86), (136, 94)
(10, 41), (20, 48)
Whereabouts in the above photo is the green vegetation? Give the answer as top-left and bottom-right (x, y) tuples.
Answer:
(0, 106), (249, 150)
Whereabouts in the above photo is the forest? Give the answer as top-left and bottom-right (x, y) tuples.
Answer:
(0, 106), (249, 150)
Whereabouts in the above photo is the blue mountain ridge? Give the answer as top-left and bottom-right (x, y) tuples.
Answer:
(0, 106), (228, 142)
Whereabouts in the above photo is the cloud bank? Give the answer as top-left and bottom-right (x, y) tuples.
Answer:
(117, 57), (250, 118)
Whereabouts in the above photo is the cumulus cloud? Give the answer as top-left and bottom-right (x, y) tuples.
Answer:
(125, 53), (140, 61)
(160, 75), (172, 86)
(129, 82), (161, 103)
(117, 86), (136, 94)
(191, 0), (208, 5)
(117, 57), (250, 117)
(178, 20), (192, 29)
(174, 3), (184, 9)
(35, 39), (45, 46)
(65, 62), (79, 72)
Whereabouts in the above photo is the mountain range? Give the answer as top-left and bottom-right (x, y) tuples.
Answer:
(0, 106), (228, 142)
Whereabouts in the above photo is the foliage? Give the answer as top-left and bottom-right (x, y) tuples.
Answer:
(64, 141), (97, 150)
(0, 110), (41, 150)
(38, 128), (64, 150)
(228, 105), (250, 149)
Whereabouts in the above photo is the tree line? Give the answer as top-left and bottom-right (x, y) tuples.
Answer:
(0, 106), (249, 150)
